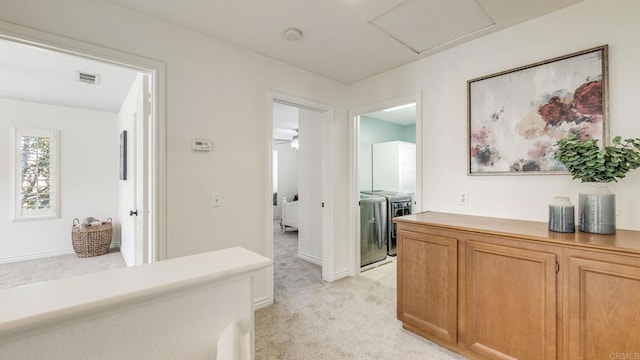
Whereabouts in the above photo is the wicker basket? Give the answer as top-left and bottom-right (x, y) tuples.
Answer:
(71, 218), (113, 257)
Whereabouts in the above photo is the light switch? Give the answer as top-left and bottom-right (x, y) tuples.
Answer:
(211, 192), (222, 207)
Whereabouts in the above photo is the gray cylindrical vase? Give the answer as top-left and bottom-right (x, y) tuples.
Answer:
(579, 182), (616, 234)
(549, 197), (575, 233)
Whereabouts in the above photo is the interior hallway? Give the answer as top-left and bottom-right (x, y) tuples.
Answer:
(255, 223), (465, 360)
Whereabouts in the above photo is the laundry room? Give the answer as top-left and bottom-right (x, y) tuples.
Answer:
(358, 102), (417, 269)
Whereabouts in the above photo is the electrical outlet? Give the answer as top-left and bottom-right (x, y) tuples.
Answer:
(459, 192), (469, 205)
(211, 192), (222, 207)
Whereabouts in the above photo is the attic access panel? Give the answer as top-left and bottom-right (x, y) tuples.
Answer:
(370, 0), (495, 53)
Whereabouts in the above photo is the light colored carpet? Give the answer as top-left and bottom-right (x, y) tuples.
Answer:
(0, 249), (127, 289)
(255, 223), (467, 360)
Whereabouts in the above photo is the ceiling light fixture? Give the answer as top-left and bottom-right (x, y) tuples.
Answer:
(283, 28), (303, 41)
(383, 103), (415, 112)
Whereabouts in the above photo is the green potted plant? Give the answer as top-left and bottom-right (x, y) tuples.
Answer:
(554, 134), (640, 234)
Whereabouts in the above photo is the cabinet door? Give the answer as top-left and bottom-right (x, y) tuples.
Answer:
(397, 228), (457, 344)
(567, 254), (640, 360)
(464, 241), (557, 360)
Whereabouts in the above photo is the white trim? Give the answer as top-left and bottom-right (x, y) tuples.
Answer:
(0, 248), (75, 265)
(0, 20), (167, 263)
(0, 243), (122, 265)
(296, 252), (323, 266)
(332, 269), (352, 281)
(265, 90), (335, 306)
(253, 296), (273, 310)
(348, 92), (423, 277)
(348, 112), (360, 277)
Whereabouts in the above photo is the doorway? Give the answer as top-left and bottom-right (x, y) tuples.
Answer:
(0, 22), (166, 271)
(266, 91), (333, 304)
(350, 93), (422, 275)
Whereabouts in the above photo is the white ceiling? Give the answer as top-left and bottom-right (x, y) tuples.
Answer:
(0, 38), (140, 112)
(105, 0), (582, 84)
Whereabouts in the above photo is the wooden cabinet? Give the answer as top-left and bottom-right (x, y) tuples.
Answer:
(397, 226), (458, 345)
(464, 240), (558, 360)
(395, 212), (640, 360)
(565, 249), (640, 360)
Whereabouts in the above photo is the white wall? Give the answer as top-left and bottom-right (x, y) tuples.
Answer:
(0, 0), (349, 302)
(348, 0), (640, 231)
(118, 75), (142, 267)
(297, 109), (324, 263)
(0, 98), (119, 262)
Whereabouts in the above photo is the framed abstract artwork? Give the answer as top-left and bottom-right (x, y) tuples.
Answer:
(468, 45), (608, 175)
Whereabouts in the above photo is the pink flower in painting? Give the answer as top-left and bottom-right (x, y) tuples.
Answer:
(573, 120), (601, 140)
(573, 80), (602, 115)
(538, 97), (578, 128)
(527, 141), (549, 160)
(471, 126), (490, 144)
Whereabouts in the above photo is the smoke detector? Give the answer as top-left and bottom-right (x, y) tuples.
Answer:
(77, 71), (100, 85)
(283, 28), (303, 41)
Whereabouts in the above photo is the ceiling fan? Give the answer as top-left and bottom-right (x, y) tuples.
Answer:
(273, 128), (299, 149)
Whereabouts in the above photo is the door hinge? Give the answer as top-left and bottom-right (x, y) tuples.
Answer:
(555, 261), (560, 273)
(358, 201), (361, 206)
(322, 202), (325, 208)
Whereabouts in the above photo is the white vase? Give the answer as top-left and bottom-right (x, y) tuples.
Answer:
(578, 182), (616, 234)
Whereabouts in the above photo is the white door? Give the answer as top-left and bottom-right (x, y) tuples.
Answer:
(134, 75), (150, 265)
(296, 108), (324, 263)
(119, 74), (150, 266)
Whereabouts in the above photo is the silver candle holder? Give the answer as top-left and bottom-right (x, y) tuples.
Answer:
(549, 196), (575, 233)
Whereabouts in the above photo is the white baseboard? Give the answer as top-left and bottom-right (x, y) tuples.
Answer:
(253, 296), (272, 310)
(296, 252), (322, 266)
(333, 269), (351, 281)
(0, 248), (75, 264)
(0, 242), (122, 265)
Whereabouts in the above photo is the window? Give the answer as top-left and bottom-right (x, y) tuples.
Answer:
(11, 127), (59, 220)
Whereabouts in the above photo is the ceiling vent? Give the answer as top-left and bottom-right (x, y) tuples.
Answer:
(77, 71), (100, 85)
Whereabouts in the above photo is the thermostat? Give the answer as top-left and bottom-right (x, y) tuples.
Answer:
(191, 138), (213, 152)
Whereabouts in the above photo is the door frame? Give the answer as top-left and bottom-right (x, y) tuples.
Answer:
(348, 92), (423, 276)
(0, 20), (167, 262)
(265, 90), (334, 304)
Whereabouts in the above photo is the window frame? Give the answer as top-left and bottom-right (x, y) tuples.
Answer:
(11, 127), (60, 221)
